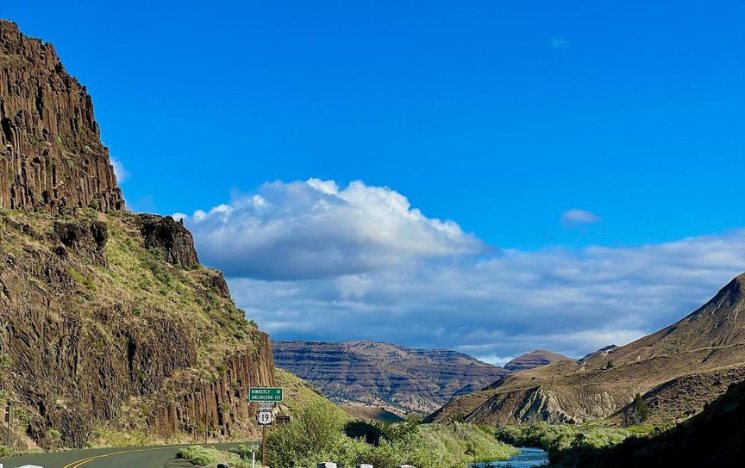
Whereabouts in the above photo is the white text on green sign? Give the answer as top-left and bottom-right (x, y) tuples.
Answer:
(249, 387), (283, 402)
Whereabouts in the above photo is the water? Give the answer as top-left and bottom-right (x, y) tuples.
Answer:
(470, 447), (549, 468)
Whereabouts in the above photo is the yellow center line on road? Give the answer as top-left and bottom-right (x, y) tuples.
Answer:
(62, 447), (161, 468)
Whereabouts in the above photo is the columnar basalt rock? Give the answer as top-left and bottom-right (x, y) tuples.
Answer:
(0, 20), (124, 214)
(0, 22), (274, 450)
(150, 335), (276, 438)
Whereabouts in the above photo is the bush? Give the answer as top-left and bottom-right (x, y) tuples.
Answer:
(176, 445), (250, 467)
(496, 422), (637, 466)
(266, 401), (516, 468)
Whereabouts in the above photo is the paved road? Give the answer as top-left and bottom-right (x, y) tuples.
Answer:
(0, 443), (248, 468)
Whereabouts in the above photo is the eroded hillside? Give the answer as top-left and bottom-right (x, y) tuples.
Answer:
(273, 340), (507, 414)
(427, 275), (745, 427)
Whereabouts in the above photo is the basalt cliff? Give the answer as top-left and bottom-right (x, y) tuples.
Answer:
(0, 20), (124, 214)
(0, 20), (274, 450)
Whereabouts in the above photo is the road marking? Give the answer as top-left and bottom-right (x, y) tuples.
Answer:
(62, 447), (158, 468)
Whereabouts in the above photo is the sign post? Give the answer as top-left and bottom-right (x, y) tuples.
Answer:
(249, 388), (283, 468)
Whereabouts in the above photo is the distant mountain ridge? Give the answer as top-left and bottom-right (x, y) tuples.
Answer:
(504, 350), (575, 371)
(427, 273), (745, 426)
(272, 340), (508, 414)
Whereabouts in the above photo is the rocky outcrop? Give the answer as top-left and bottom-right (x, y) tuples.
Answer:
(150, 334), (275, 438)
(138, 214), (200, 268)
(273, 340), (507, 414)
(0, 211), (271, 449)
(0, 20), (124, 214)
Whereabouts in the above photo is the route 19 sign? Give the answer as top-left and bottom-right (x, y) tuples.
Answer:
(257, 411), (273, 425)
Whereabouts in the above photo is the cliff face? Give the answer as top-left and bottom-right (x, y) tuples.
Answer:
(0, 211), (275, 449)
(0, 20), (124, 214)
(0, 21), (274, 450)
(273, 340), (507, 414)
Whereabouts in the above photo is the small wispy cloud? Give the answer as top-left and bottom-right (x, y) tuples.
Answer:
(111, 158), (130, 184)
(562, 209), (601, 225)
(550, 38), (570, 50)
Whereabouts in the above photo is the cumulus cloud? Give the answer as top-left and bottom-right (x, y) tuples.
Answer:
(562, 209), (601, 225)
(180, 179), (486, 280)
(111, 158), (129, 184)
(181, 179), (745, 361)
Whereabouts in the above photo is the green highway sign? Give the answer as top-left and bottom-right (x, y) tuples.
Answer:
(249, 387), (283, 402)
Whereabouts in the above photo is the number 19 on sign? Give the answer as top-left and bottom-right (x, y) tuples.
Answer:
(257, 411), (273, 425)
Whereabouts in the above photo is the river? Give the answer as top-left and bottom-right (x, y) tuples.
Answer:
(471, 447), (549, 468)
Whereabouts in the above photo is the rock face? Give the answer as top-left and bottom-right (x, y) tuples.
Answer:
(0, 20), (124, 214)
(272, 340), (507, 414)
(0, 21), (273, 450)
(0, 212), (274, 449)
(138, 214), (200, 268)
(503, 350), (575, 372)
(426, 274), (745, 427)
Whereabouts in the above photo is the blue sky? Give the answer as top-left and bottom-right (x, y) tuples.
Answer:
(4, 1), (744, 362)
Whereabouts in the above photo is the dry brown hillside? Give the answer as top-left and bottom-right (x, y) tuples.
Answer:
(427, 274), (745, 427)
(504, 350), (575, 372)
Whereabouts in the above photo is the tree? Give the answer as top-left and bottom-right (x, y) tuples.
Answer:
(606, 360), (614, 369)
(631, 393), (650, 424)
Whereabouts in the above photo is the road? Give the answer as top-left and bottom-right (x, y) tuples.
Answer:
(0, 443), (247, 468)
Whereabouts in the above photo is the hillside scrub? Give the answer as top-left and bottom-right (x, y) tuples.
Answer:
(265, 400), (517, 468)
(546, 380), (745, 467)
(496, 422), (643, 460)
(274, 368), (350, 422)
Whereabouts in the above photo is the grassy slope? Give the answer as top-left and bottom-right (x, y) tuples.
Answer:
(0, 209), (263, 448)
(275, 368), (350, 422)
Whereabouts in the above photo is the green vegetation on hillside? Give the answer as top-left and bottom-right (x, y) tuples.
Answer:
(275, 368), (350, 422)
(496, 422), (658, 466)
(547, 380), (745, 467)
(0, 209), (266, 450)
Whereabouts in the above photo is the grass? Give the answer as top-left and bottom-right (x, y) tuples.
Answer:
(275, 368), (350, 422)
(496, 422), (640, 453)
(176, 445), (254, 467)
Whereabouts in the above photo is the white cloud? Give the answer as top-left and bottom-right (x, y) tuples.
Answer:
(111, 158), (129, 184)
(181, 179), (486, 280)
(180, 179), (745, 361)
(551, 38), (570, 49)
(562, 209), (601, 225)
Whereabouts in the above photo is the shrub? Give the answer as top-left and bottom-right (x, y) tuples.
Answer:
(630, 393), (650, 424)
(267, 402), (515, 468)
